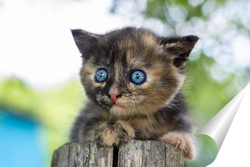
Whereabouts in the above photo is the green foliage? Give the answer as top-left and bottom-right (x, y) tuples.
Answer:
(184, 54), (237, 128)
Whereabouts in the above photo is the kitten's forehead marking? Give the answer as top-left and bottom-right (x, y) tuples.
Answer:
(114, 51), (127, 89)
(142, 33), (157, 46)
(126, 50), (134, 66)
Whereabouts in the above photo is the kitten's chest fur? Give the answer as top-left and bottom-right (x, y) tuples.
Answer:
(128, 116), (171, 140)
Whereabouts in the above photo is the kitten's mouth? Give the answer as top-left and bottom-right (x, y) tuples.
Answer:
(112, 102), (125, 108)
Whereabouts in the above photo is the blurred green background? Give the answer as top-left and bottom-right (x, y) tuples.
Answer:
(0, 0), (249, 167)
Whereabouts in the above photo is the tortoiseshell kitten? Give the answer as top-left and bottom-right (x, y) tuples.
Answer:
(70, 27), (198, 160)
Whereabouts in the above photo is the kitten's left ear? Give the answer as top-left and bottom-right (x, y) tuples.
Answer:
(161, 35), (199, 69)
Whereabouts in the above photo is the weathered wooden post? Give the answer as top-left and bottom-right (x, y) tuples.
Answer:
(52, 140), (184, 167)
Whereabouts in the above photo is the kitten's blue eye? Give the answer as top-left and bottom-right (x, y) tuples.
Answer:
(130, 70), (146, 84)
(95, 69), (108, 82)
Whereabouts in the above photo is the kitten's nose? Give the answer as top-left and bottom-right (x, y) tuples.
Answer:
(109, 87), (122, 103)
(109, 87), (120, 103)
(110, 93), (118, 103)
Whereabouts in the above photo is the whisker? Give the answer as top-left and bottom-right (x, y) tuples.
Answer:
(125, 104), (134, 124)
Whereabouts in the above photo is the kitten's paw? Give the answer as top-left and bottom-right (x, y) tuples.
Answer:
(159, 132), (195, 160)
(95, 121), (135, 146)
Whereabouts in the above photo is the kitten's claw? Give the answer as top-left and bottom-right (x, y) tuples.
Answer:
(175, 139), (181, 149)
(159, 132), (195, 160)
(185, 145), (190, 155)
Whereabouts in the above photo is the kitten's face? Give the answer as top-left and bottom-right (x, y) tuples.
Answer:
(72, 28), (198, 117)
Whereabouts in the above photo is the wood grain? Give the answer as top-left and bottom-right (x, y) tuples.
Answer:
(52, 140), (184, 167)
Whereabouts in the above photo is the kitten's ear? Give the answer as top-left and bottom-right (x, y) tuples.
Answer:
(160, 35), (199, 69)
(71, 29), (101, 58)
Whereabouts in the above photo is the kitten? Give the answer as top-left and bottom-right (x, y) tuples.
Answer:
(69, 27), (198, 160)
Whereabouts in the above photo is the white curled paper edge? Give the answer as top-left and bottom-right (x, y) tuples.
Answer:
(195, 83), (250, 166)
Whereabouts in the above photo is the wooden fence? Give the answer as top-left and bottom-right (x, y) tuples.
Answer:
(52, 140), (184, 167)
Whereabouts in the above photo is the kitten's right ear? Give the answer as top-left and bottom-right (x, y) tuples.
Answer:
(71, 29), (101, 58)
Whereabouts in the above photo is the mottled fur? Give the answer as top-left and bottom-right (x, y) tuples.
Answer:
(69, 27), (198, 160)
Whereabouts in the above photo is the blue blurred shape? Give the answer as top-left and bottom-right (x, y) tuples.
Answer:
(0, 108), (46, 167)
